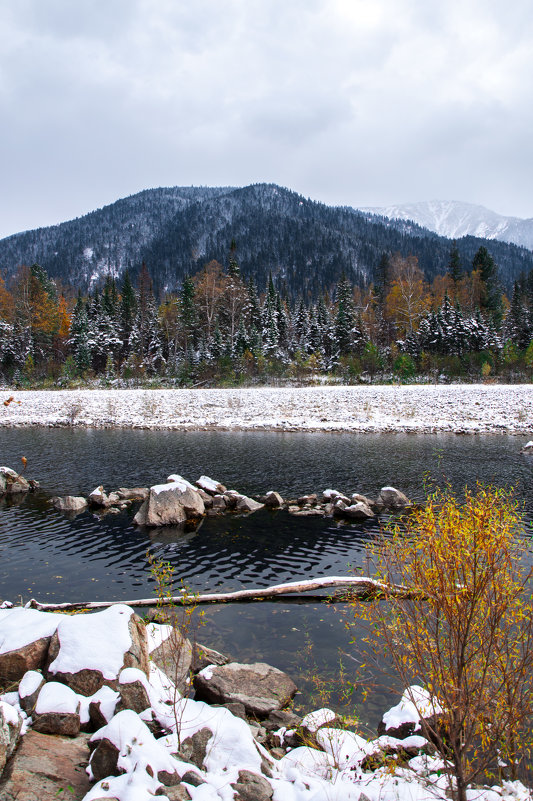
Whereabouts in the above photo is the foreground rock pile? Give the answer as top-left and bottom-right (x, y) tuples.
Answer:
(0, 604), (529, 801)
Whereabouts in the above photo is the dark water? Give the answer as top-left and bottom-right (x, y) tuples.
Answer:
(1, 429), (532, 730)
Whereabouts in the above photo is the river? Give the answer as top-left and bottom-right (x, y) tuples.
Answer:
(1, 428), (532, 731)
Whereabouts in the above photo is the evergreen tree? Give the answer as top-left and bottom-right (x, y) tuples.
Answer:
(447, 242), (463, 283)
(473, 246), (503, 328)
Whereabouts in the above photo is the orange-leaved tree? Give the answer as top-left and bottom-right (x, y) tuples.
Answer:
(358, 485), (533, 800)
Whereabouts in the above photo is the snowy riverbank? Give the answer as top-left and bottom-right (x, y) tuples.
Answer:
(1, 385), (533, 434)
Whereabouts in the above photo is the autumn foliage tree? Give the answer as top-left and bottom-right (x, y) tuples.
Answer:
(384, 254), (431, 336)
(360, 485), (533, 800)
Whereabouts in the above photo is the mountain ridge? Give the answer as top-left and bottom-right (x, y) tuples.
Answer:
(1, 185), (533, 297)
(359, 199), (533, 250)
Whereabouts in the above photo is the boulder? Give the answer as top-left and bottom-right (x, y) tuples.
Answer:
(0, 607), (62, 684)
(342, 502), (375, 520)
(180, 726), (212, 770)
(351, 493), (374, 506)
(377, 486), (411, 509)
(0, 467), (30, 496)
(235, 495), (264, 514)
(378, 685), (443, 740)
(263, 491), (283, 508)
(193, 662), (297, 717)
(195, 476), (227, 495)
(135, 479), (205, 527)
(191, 642), (230, 674)
(51, 496), (88, 513)
(88, 687), (119, 730)
(32, 682), (81, 737)
(165, 786), (192, 801)
(46, 605), (149, 696)
(17, 670), (45, 714)
(231, 769), (273, 801)
(297, 494), (317, 506)
(89, 710), (181, 785)
(211, 494), (227, 512)
(118, 668), (151, 714)
(0, 701), (23, 775)
(0, 730), (92, 800)
(290, 507), (324, 517)
(322, 489), (350, 505)
(88, 486), (109, 507)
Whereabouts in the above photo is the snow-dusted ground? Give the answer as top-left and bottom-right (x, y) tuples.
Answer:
(1, 385), (533, 434)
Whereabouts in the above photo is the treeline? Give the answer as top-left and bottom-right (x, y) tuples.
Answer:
(1, 242), (533, 386)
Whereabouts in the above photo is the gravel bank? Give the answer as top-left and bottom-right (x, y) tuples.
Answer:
(1, 385), (532, 434)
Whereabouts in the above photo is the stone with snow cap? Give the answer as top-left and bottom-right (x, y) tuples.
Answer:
(378, 685), (444, 739)
(0, 466), (30, 495)
(32, 682), (81, 736)
(46, 605), (149, 696)
(263, 491), (283, 508)
(89, 709), (182, 785)
(193, 661), (297, 716)
(0, 700), (23, 774)
(135, 477), (205, 527)
(18, 669), (45, 714)
(0, 607), (62, 684)
(235, 495), (264, 513)
(342, 501), (375, 519)
(377, 486), (410, 509)
(195, 475), (227, 495)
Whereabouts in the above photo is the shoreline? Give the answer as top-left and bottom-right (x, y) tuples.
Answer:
(1, 384), (533, 434)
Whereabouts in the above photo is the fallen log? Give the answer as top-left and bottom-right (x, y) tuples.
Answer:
(26, 576), (418, 612)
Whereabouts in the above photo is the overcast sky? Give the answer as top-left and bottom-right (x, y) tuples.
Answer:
(1, 0), (532, 238)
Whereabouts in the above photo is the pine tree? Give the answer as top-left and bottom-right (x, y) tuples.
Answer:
(473, 246), (503, 328)
(447, 242), (463, 284)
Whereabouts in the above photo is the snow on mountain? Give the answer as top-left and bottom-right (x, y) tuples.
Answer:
(360, 200), (533, 251)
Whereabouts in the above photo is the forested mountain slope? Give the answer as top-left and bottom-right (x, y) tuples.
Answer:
(1, 184), (532, 297)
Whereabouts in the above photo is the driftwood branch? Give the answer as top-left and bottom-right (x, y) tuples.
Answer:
(26, 576), (417, 612)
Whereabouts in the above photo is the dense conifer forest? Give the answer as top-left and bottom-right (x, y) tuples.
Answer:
(2, 239), (533, 386)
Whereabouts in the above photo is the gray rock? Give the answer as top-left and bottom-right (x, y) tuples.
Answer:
(165, 786), (192, 800)
(291, 507), (325, 517)
(297, 494), (317, 506)
(211, 494), (227, 512)
(195, 476), (227, 495)
(88, 486), (109, 507)
(138, 480), (205, 527)
(89, 737), (120, 781)
(235, 495), (264, 514)
(263, 491), (283, 508)
(0, 703), (22, 775)
(193, 662), (297, 717)
(51, 496), (88, 513)
(0, 636), (53, 685)
(351, 493), (373, 506)
(180, 727), (212, 770)
(118, 676), (150, 714)
(180, 770), (205, 787)
(263, 709), (302, 732)
(150, 629), (192, 694)
(18, 671), (45, 714)
(377, 486), (411, 509)
(191, 642), (230, 674)
(342, 502), (375, 520)
(0, 467), (30, 496)
(231, 769), (273, 801)
(32, 710), (81, 737)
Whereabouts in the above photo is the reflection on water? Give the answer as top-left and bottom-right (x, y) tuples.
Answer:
(1, 428), (532, 729)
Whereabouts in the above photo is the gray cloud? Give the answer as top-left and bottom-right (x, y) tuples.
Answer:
(0, 0), (532, 238)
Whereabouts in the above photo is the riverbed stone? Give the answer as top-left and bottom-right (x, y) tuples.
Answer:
(263, 491), (283, 508)
(235, 495), (264, 513)
(193, 662), (297, 716)
(136, 479), (205, 527)
(0, 608), (62, 684)
(0, 467), (30, 496)
(116, 487), (149, 501)
(377, 486), (411, 509)
(342, 501), (375, 520)
(17, 670), (45, 714)
(0, 730), (92, 800)
(51, 496), (88, 513)
(195, 476), (227, 495)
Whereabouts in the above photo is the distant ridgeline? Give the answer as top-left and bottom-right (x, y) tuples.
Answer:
(1, 183), (533, 298)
